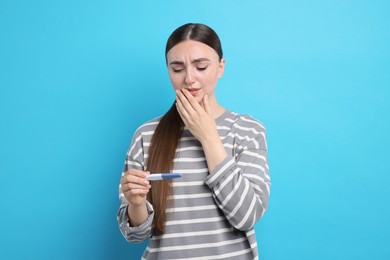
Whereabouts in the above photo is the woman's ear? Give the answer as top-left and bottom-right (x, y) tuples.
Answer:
(218, 58), (226, 78)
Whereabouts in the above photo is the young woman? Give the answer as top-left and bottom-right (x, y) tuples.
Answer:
(118, 23), (270, 259)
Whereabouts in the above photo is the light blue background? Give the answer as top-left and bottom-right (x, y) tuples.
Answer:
(1, 1), (389, 259)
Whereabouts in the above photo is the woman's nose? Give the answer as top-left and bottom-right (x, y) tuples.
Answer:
(184, 69), (196, 85)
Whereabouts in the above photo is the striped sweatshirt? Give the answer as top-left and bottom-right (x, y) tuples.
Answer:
(117, 110), (270, 260)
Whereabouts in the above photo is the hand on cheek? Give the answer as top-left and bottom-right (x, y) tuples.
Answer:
(175, 89), (217, 143)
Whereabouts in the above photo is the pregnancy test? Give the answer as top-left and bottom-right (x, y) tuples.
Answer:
(146, 173), (182, 181)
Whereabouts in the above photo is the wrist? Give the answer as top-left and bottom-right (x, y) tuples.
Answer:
(199, 130), (221, 147)
(128, 201), (147, 213)
(127, 202), (148, 227)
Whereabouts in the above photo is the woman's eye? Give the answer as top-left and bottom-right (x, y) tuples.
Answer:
(197, 66), (207, 71)
(172, 68), (183, 73)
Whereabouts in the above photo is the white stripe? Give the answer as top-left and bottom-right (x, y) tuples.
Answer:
(141, 130), (154, 136)
(243, 173), (270, 194)
(242, 173), (267, 183)
(172, 181), (204, 187)
(207, 159), (234, 183)
(218, 173), (242, 208)
(168, 193), (212, 199)
(224, 118), (236, 123)
(260, 132), (267, 149)
(128, 134), (142, 156)
(177, 146), (204, 152)
(223, 143), (234, 149)
(250, 241), (258, 249)
(166, 205), (217, 213)
(247, 180), (268, 196)
(226, 181), (250, 219)
(148, 237), (247, 252)
(237, 161), (266, 173)
(243, 150), (267, 161)
(174, 248), (253, 260)
(246, 229), (255, 236)
(236, 194), (257, 229)
(165, 216), (224, 226)
(234, 124), (263, 135)
(223, 143), (250, 151)
(221, 133), (260, 149)
(174, 168), (208, 174)
(213, 168), (240, 197)
(125, 160), (143, 168)
(242, 169), (267, 183)
(173, 157), (206, 162)
(217, 126), (230, 131)
(152, 227), (233, 240)
(133, 147), (143, 161)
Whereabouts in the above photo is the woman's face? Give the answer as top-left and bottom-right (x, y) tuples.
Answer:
(166, 40), (225, 103)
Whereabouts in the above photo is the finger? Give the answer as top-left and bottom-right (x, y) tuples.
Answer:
(125, 169), (149, 178)
(176, 102), (190, 128)
(181, 89), (203, 111)
(175, 96), (190, 123)
(126, 182), (150, 191)
(122, 173), (150, 188)
(125, 188), (149, 196)
(121, 180), (150, 195)
(175, 90), (190, 110)
(203, 94), (212, 115)
(176, 89), (197, 115)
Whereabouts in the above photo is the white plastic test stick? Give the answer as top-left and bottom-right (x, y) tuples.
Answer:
(146, 173), (182, 181)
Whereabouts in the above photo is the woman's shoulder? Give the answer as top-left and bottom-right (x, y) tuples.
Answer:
(221, 110), (266, 133)
(133, 115), (162, 136)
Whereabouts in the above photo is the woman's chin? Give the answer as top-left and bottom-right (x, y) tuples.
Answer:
(195, 95), (204, 103)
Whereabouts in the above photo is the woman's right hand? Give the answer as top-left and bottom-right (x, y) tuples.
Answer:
(120, 169), (151, 206)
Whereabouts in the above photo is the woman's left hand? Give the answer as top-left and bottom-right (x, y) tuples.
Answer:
(176, 88), (228, 172)
(175, 89), (218, 144)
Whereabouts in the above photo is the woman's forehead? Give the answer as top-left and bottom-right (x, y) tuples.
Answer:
(166, 40), (219, 61)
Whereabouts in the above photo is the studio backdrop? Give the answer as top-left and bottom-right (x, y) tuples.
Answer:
(0, 0), (389, 259)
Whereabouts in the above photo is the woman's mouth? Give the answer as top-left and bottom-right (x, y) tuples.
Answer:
(186, 88), (201, 96)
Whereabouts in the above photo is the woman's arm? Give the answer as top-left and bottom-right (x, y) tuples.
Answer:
(205, 138), (270, 231)
(117, 130), (154, 242)
(175, 89), (270, 231)
(175, 90), (228, 172)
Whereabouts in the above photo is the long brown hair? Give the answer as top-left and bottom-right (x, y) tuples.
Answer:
(146, 23), (223, 234)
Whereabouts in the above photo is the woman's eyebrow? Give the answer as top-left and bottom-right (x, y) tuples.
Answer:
(169, 61), (184, 66)
(192, 58), (210, 63)
(169, 58), (211, 66)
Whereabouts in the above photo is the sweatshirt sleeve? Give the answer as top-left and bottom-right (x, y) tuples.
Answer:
(117, 129), (154, 242)
(204, 125), (270, 231)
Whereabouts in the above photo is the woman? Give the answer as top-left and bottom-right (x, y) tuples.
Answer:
(118, 23), (270, 259)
